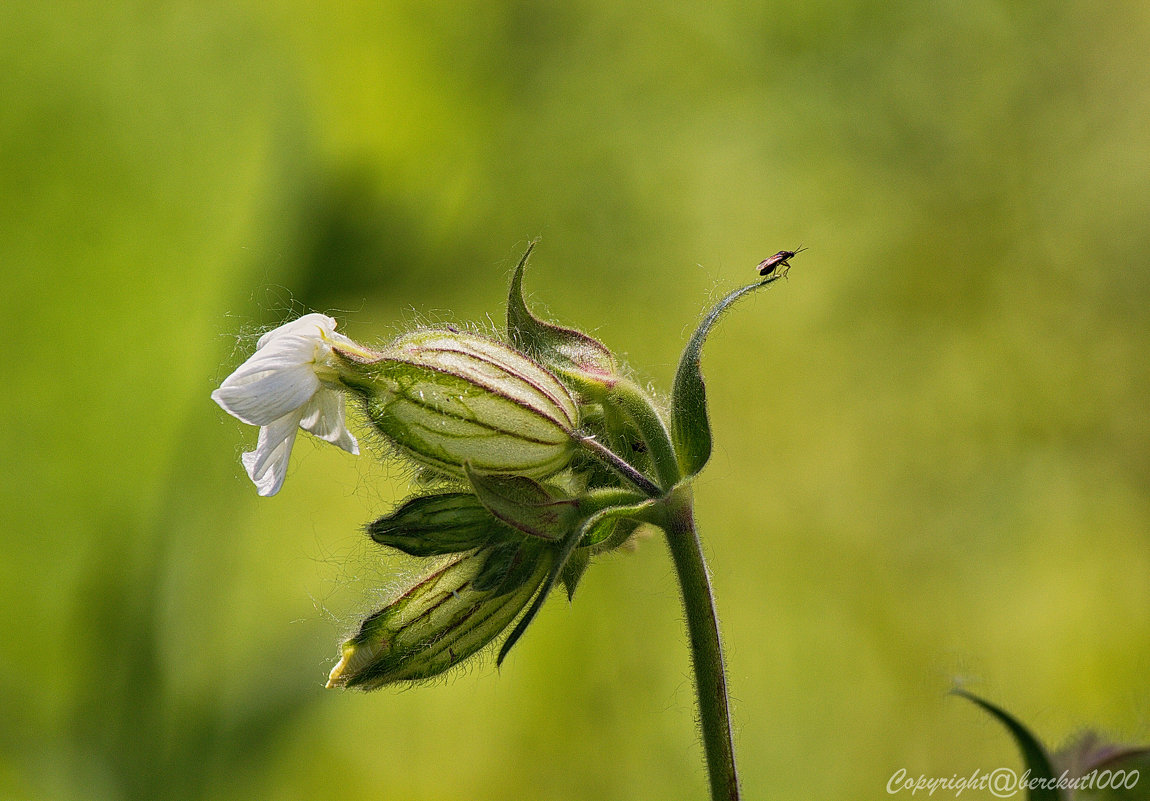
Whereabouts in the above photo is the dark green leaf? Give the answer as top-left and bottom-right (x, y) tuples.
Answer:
(952, 689), (1063, 801)
(559, 547), (591, 601)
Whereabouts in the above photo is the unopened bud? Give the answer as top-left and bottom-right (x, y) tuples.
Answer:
(326, 547), (551, 689)
(338, 330), (580, 478)
(367, 493), (516, 557)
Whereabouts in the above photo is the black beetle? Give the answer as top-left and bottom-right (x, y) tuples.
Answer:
(757, 246), (806, 278)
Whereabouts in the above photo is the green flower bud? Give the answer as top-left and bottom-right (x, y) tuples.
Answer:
(326, 547), (551, 689)
(337, 330), (581, 478)
(367, 492), (519, 557)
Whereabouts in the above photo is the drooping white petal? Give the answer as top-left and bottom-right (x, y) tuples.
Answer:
(212, 360), (320, 426)
(240, 411), (304, 496)
(299, 388), (359, 455)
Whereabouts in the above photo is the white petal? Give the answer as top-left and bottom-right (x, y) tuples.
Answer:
(240, 412), (302, 496)
(212, 361), (319, 426)
(299, 388), (359, 455)
(230, 331), (329, 384)
(232, 335), (321, 377)
(264, 313), (361, 356)
(256, 313), (338, 350)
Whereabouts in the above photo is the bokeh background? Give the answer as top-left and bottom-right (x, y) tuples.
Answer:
(3, 2), (1148, 799)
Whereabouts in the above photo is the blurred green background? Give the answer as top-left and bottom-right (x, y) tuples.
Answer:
(3, 1), (1148, 799)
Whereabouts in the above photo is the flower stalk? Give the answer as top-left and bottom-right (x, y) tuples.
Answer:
(604, 376), (682, 491)
(659, 485), (740, 801)
(577, 433), (663, 498)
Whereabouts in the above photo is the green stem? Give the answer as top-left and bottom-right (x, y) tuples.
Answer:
(661, 485), (740, 801)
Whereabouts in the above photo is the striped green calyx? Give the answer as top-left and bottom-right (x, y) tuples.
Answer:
(366, 492), (522, 556)
(337, 330), (580, 478)
(326, 546), (552, 689)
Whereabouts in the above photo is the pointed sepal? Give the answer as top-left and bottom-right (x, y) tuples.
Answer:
(586, 517), (642, 552)
(474, 539), (548, 596)
(559, 547), (590, 601)
(464, 463), (580, 541)
(496, 497), (657, 665)
(506, 241), (619, 396)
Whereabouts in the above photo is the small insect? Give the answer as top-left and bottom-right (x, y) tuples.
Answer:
(757, 246), (806, 278)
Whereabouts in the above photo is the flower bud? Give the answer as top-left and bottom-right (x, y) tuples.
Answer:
(338, 330), (580, 478)
(367, 492), (518, 557)
(326, 547), (551, 689)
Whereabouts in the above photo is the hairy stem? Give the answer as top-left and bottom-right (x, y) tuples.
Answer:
(661, 485), (740, 801)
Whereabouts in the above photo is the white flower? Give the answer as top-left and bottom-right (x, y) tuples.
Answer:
(212, 313), (362, 496)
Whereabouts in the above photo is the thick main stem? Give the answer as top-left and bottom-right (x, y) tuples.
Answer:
(662, 486), (740, 801)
